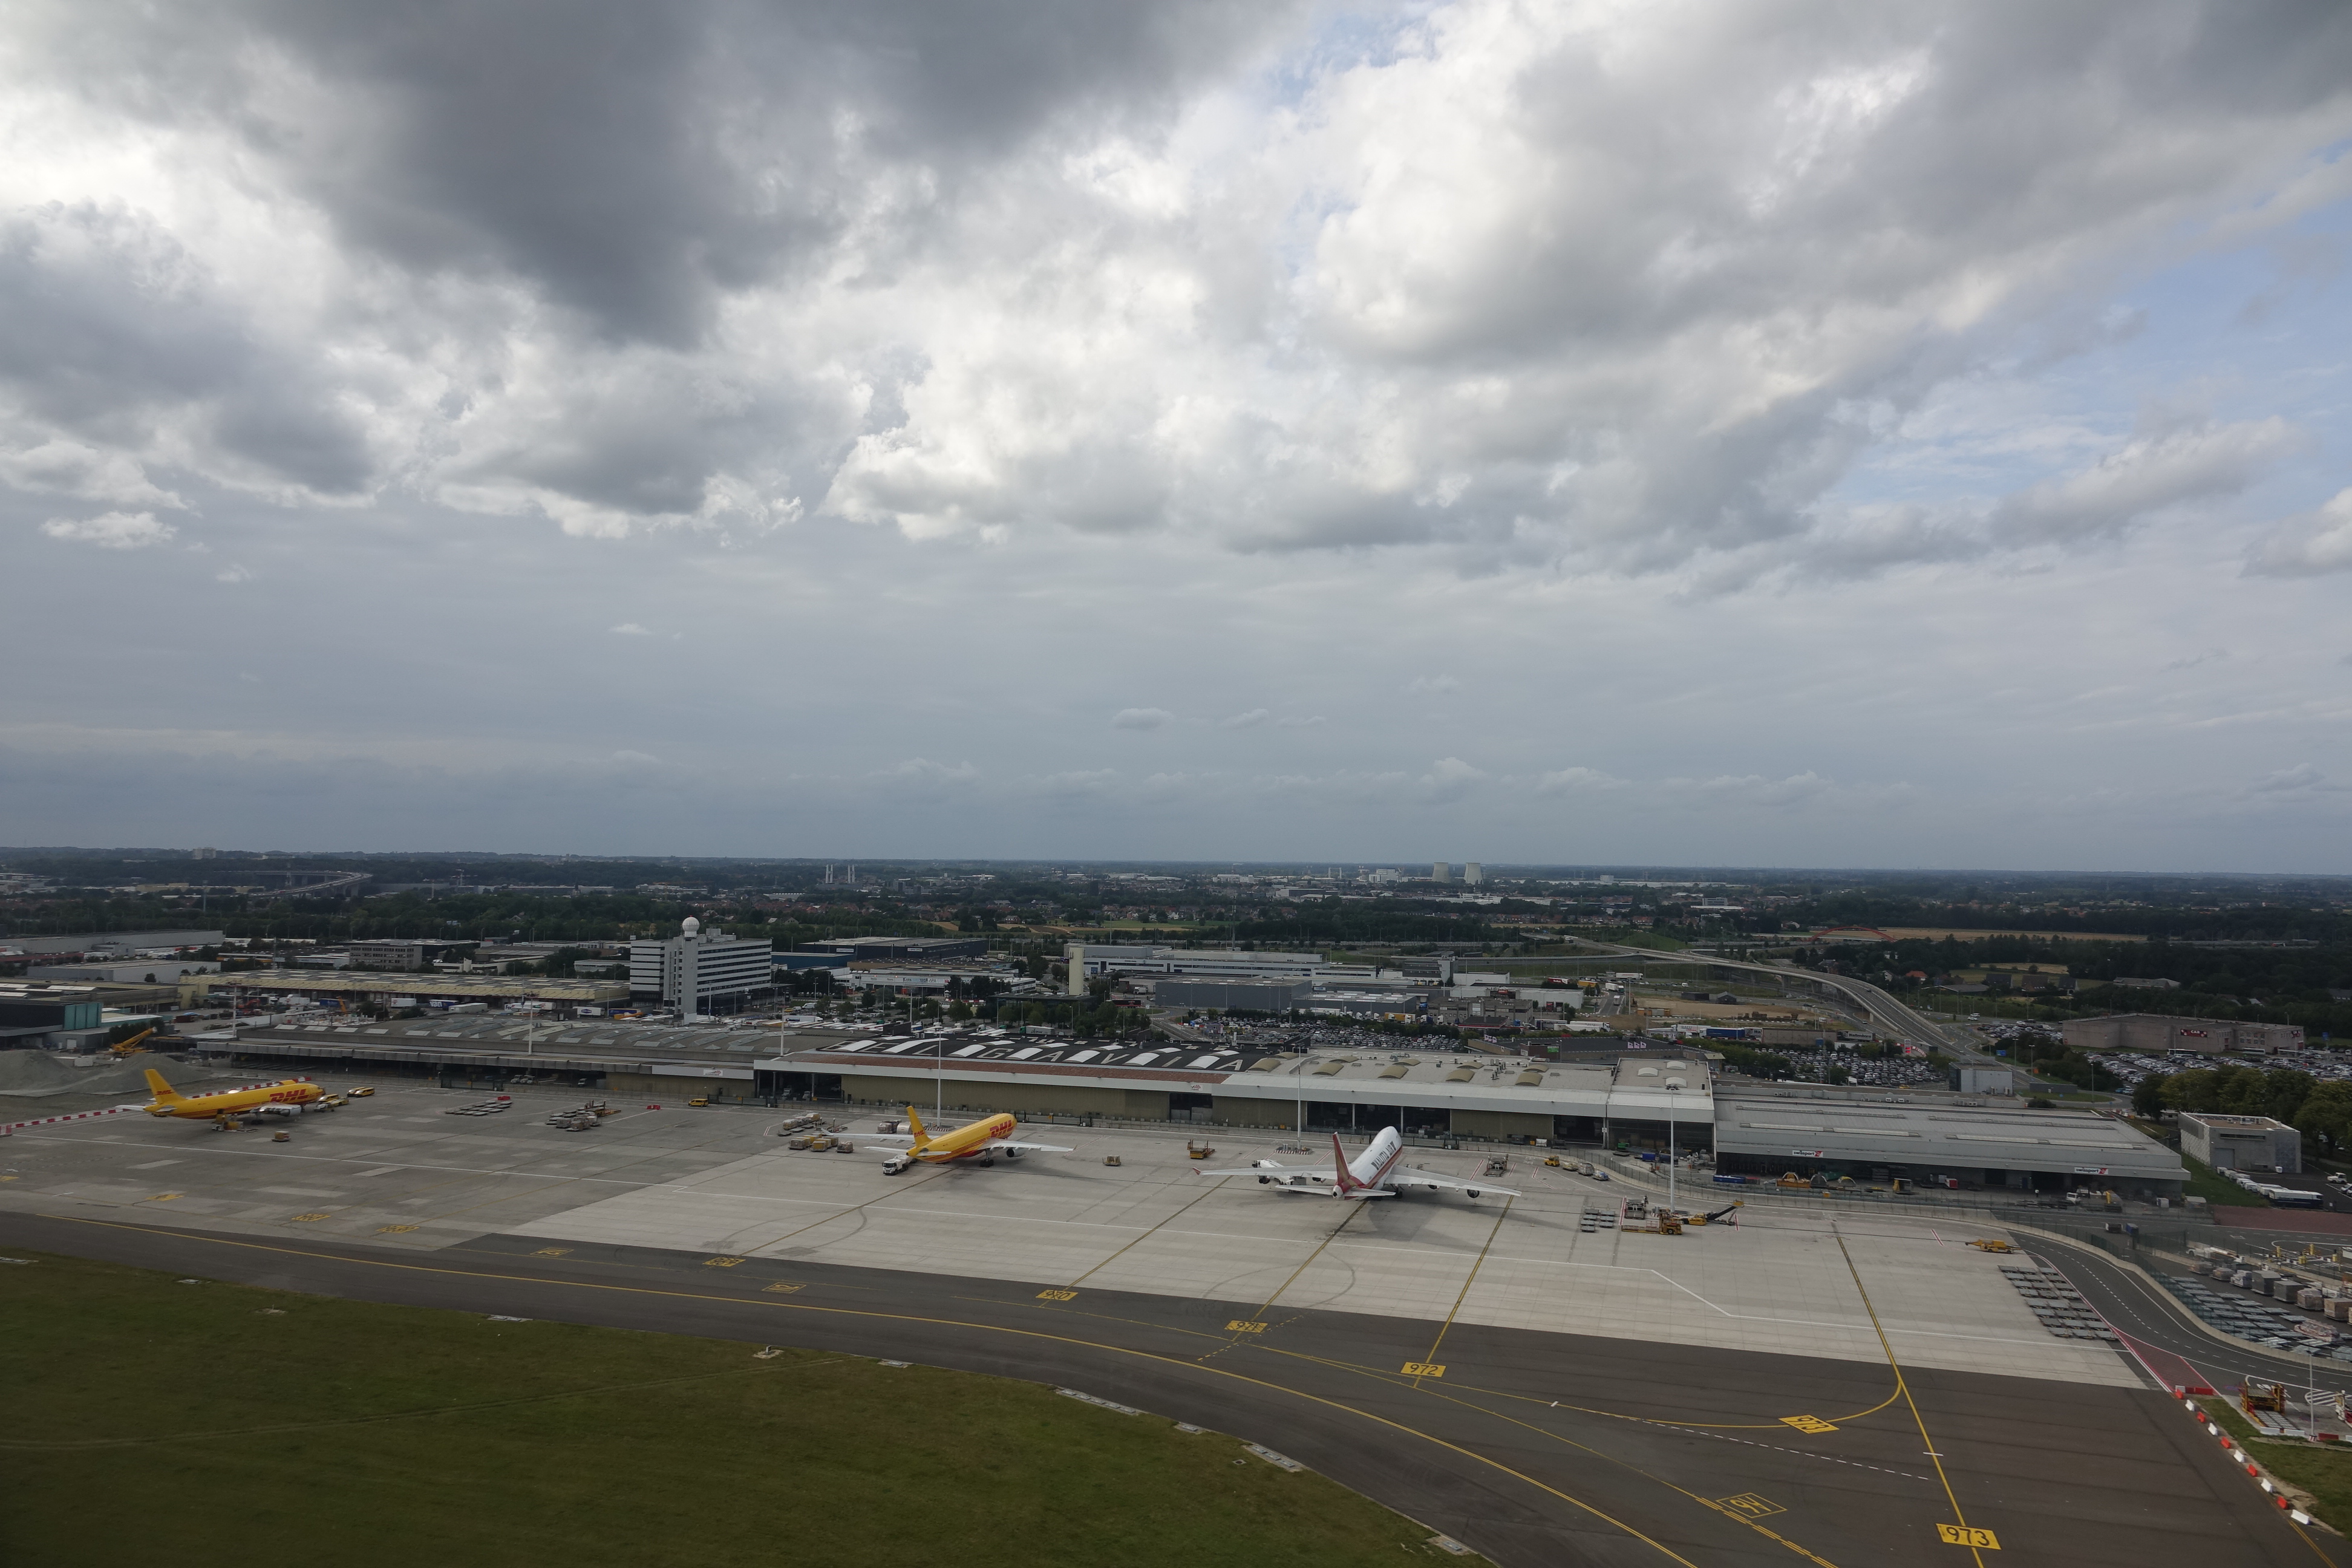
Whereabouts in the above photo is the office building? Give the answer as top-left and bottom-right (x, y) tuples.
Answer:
(629, 918), (772, 1016)
(2178, 1112), (2301, 1174)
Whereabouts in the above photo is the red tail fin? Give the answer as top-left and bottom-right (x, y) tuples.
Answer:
(1330, 1132), (1359, 1192)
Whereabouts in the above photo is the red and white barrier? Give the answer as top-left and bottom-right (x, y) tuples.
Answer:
(0, 1104), (144, 1135)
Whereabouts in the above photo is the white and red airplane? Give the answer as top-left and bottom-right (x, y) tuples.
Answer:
(1195, 1127), (1519, 1201)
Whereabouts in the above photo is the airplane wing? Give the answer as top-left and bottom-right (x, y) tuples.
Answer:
(1194, 1162), (1326, 1180)
(989, 1139), (1072, 1154)
(1390, 1166), (1521, 1197)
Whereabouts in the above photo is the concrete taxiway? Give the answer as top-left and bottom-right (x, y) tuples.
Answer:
(2, 1077), (2341, 1566)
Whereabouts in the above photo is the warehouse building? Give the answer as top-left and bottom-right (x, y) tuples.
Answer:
(1711, 1082), (2184, 1197)
(2178, 1111), (2300, 1174)
(178, 970), (626, 1013)
(2063, 1014), (2305, 1054)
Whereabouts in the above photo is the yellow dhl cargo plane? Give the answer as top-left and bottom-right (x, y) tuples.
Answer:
(856, 1106), (1070, 1175)
(143, 1068), (325, 1123)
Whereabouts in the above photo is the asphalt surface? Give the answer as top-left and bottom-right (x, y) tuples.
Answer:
(5, 1209), (2336, 1568)
(2033, 1230), (2352, 1398)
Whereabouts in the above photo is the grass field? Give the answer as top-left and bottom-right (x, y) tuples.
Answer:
(2203, 1396), (2352, 1534)
(2183, 1152), (2271, 1207)
(0, 1250), (1480, 1568)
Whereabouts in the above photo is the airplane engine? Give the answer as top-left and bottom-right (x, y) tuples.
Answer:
(1468, 1189), (1481, 1198)
(882, 1154), (913, 1175)
(1258, 1175), (1271, 1184)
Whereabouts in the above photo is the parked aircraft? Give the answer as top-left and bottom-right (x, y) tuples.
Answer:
(857, 1106), (1071, 1174)
(142, 1069), (324, 1124)
(1195, 1128), (1520, 1200)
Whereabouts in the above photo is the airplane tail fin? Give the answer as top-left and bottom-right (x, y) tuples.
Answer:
(142, 1068), (182, 1102)
(1330, 1131), (1359, 1192)
(905, 1105), (929, 1146)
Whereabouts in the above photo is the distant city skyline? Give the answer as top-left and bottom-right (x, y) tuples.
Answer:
(5, 5), (2351, 871)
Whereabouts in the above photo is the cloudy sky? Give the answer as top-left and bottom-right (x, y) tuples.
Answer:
(5, 1), (2352, 870)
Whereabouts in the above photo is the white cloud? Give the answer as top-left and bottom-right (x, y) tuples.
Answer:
(215, 563), (252, 583)
(869, 757), (979, 786)
(2246, 487), (2352, 578)
(1404, 675), (1460, 696)
(610, 749), (662, 765)
(609, 622), (653, 636)
(1111, 707), (1175, 730)
(1220, 708), (1270, 728)
(41, 510), (175, 548)
(1420, 756), (1486, 802)
(1275, 714), (1327, 728)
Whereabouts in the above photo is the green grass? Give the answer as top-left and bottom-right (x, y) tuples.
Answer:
(0, 1250), (1480, 1568)
(2183, 1152), (2272, 1206)
(2202, 1397), (2352, 1532)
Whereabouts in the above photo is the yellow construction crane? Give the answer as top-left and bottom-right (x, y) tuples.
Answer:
(108, 1027), (155, 1056)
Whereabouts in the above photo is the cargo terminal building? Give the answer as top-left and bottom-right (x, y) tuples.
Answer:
(177, 1019), (2184, 1194)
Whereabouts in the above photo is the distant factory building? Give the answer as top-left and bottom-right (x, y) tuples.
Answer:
(795, 936), (989, 961)
(629, 918), (771, 1016)
(2178, 1111), (2300, 1174)
(1073, 945), (1328, 981)
(348, 939), (469, 971)
(2062, 1014), (2304, 1055)
(1157, 979), (1312, 1013)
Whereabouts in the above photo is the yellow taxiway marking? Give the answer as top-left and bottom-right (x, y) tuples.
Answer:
(1238, 1201), (1365, 1333)
(531, 1246), (570, 1257)
(1937, 1524), (1999, 1549)
(42, 1212), (1705, 1568)
(289, 1212), (332, 1223)
(1414, 1197), (1512, 1382)
(1226, 1320), (1268, 1333)
(1780, 1414), (1838, 1434)
(762, 1282), (803, 1295)
(1036, 1289), (1077, 1301)
(1836, 1230), (1984, 1568)
(1722, 1494), (1785, 1521)
(704, 1255), (745, 1269)
(146, 1193), (182, 1203)
(377, 1224), (419, 1234)
(1064, 1173), (1229, 1288)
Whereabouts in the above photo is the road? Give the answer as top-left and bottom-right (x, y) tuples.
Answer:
(2031, 1228), (2352, 1398)
(1587, 941), (2025, 1069)
(5, 1209), (2336, 1567)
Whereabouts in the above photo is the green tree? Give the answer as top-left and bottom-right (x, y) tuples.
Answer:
(2296, 1082), (2352, 1162)
(2130, 1073), (2171, 1119)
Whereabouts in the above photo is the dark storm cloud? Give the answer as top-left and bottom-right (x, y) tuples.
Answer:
(0, 204), (373, 495)
(52, 0), (1301, 347)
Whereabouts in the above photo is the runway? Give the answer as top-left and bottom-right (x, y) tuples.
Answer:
(5, 1207), (2335, 1568)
